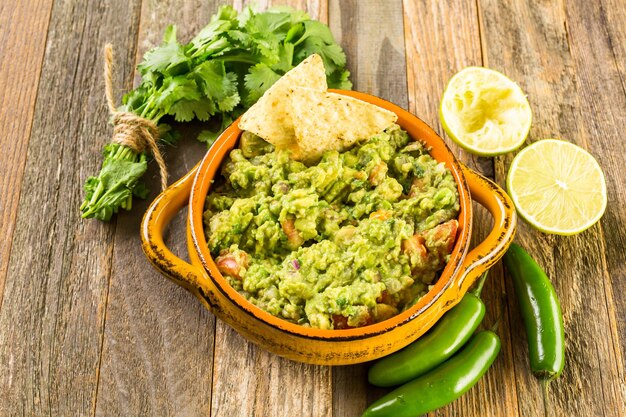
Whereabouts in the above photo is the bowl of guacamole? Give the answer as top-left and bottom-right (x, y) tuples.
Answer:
(204, 124), (460, 330)
(142, 88), (517, 365)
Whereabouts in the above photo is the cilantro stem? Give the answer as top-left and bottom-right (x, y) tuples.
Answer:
(140, 97), (157, 119)
(80, 143), (149, 220)
(90, 181), (105, 205)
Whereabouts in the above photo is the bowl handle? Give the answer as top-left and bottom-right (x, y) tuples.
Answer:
(140, 164), (207, 293)
(456, 164), (517, 292)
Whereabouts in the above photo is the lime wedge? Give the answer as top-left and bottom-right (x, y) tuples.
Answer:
(440, 67), (532, 156)
(506, 139), (607, 235)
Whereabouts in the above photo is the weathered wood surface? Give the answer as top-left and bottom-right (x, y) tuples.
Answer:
(0, 0), (142, 415)
(564, 0), (626, 376)
(0, 0), (54, 311)
(0, 0), (625, 416)
(480, 1), (626, 416)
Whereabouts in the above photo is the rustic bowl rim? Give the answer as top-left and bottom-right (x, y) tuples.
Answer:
(187, 89), (473, 339)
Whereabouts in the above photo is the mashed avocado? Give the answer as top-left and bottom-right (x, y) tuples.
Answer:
(204, 125), (460, 329)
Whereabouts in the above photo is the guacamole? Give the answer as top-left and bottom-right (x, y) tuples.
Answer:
(203, 125), (460, 329)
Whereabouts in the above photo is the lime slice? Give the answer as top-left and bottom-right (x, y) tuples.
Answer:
(440, 67), (532, 156)
(506, 139), (607, 235)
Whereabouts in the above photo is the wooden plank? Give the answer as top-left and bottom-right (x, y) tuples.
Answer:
(599, 0), (626, 91)
(208, 3), (333, 417)
(567, 0), (626, 383)
(233, 0), (328, 21)
(329, 0), (408, 109)
(211, 324), (332, 417)
(402, 1), (520, 417)
(565, 0), (626, 411)
(479, 0), (626, 415)
(0, 0), (54, 309)
(327, 1), (409, 416)
(93, 2), (219, 416)
(0, 0), (142, 415)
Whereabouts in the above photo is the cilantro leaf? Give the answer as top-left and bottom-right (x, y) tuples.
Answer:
(162, 24), (178, 44)
(137, 26), (189, 76)
(168, 97), (216, 122)
(293, 21), (347, 76)
(215, 4), (238, 21)
(296, 21), (338, 46)
(189, 19), (233, 59)
(158, 123), (181, 146)
(271, 43), (295, 73)
(191, 61), (238, 101)
(197, 129), (221, 146)
(327, 69), (353, 90)
(285, 23), (305, 43)
(245, 11), (292, 36)
(153, 76), (201, 115)
(243, 63), (282, 105)
(217, 93), (240, 112)
(197, 111), (237, 146)
(226, 29), (251, 46)
(132, 181), (150, 199)
(120, 84), (150, 114)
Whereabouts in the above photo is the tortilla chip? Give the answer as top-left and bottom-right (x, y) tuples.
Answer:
(289, 88), (398, 163)
(238, 54), (327, 148)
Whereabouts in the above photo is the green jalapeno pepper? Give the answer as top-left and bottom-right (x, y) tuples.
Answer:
(503, 243), (565, 380)
(368, 273), (488, 387)
(362, 330), (501, 417)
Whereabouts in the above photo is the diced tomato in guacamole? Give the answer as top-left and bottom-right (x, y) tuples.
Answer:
(204, 125), (460, 329)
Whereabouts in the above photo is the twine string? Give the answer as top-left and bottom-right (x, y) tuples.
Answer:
(104, 43), (168, 191)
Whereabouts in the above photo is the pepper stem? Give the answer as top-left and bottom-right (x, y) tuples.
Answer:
(541, 378), (551, 417)
(489, 316), (501, 332)
(470, 271), (489, 297)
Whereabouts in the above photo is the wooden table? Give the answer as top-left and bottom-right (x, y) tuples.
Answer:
(1, 0), (625, 415)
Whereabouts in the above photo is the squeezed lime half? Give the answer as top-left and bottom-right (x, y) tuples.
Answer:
(440, 67), (532, 156)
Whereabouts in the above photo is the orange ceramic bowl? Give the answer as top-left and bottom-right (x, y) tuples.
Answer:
(141, 90), (516, 365)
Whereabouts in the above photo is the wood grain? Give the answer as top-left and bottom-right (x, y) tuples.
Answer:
(211, 325), (332, 417)
(0, 0), (142, 415)
(566, 0), (626, 382)
(329, 0), (408, 109)
(402, 1), (520, 416)
(479, 0), (626, 415)
(328, 1), (409, 416)
(565, 0), (626, 411)
(233, 0), (328, 22)
(94, 2), (219, 416)
(0, 0), (53, 309)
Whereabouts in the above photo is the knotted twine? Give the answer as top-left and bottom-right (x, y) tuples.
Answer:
(104, 43), (168, 191)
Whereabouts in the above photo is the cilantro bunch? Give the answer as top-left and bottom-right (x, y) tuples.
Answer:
(81, 5), (351, 221)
